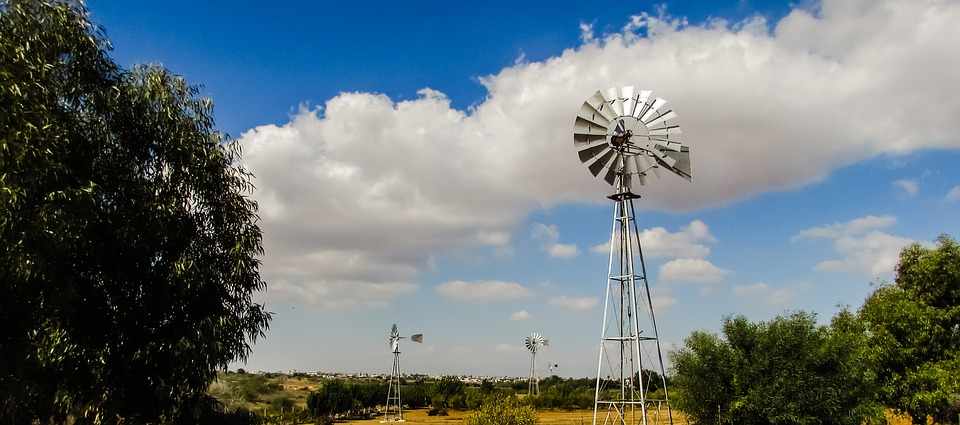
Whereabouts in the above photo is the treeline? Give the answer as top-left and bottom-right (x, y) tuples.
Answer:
(670, 236), (960, 425)
(303, 373), (670, 420)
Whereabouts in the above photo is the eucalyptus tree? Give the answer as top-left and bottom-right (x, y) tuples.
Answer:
(1, 1), (270, 422)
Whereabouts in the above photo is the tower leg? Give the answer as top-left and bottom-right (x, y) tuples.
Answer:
(592, 191), (673, 425)
(383, 351), (404, 422)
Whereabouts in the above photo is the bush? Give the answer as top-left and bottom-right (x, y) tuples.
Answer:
(671, 312), (882, 425)
(427, 406), (448, 416)
(465, 395), (536, 425)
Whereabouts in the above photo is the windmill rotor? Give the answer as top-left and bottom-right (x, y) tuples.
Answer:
(523, 332), (549, 353)
(574, 87), (691, 194)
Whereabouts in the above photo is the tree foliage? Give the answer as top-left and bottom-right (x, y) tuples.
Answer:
(671, 312), (882, 425)
(860, 235), (960, 423)
(0, 1), (270, 422)
(464, 395), (537, 425)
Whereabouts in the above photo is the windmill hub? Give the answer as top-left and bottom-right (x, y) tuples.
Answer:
(608, 116), (647, 152)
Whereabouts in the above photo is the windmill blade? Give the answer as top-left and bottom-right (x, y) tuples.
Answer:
(621, 86), (636, 116)
(639, 98), (668, 123)
(624, 155), (640, 175)
(631, 90), (653, 119)
(648, 124), (682, 137)
(585, 91), (618, 122)
(410, 334), (423, 343)
(574, 117), (608, 138)
(603, 160), (619, 186)
(577, 102), (611, 128)
(602, 87), (624, 116)
(653, 140), (686, 152)
(662, 148), (692, 181)
(636, 154), (659, 177)
(588, 149), (616, 177)
(644, 110), (677, 128)
(391, 323), (398, 336)
(574, 133), (607, 148)
(578, 143), (610, 163)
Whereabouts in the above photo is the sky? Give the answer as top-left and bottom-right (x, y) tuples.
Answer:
(89, 0), (960, 378)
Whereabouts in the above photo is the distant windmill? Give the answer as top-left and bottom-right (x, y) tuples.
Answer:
(524, 332), (549, 395)
(382, 324), (423, 423)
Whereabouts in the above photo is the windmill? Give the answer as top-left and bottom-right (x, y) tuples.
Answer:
(382, 324), (423, 423)
(573, 87), (690, 425)
(523, 332), (549, 396)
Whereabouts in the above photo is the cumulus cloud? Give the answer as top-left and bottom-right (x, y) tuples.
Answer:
(532, 223), (579, 259)
(659, 258), (728, 283)
(435, 280), (532, 302)
(892, 179), (919, 197)
(548, 296), (599, 311)
(240, 0), (960, 307)
(794, 215), (922, 278)
(651, 291), (677, 312)
(946, 186), (960, 202)
(591, 219), (715, 258)
(510, 310), (532, 321)
(792, 215), (896, 241)
(732, 282), (795, 306)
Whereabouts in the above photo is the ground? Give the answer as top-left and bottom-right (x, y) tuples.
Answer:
(342, 409), (689, 425)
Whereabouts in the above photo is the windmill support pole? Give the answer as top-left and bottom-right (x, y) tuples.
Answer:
(593, 185), (672, 425)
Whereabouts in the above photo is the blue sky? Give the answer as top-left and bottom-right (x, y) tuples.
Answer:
(89, 0), (960, 377)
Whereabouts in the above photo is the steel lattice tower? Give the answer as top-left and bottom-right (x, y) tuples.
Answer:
(592, 179), (673, 425)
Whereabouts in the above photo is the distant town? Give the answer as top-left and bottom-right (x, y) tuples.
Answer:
(233, 369), (534, 385)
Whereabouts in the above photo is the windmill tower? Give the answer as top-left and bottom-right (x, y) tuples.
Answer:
(523, 332), (549, 395)
(572, 87), (691, 425)
(383, 324), (423, 423)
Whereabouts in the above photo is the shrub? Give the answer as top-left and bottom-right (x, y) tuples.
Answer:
(465, 395), (537, 425)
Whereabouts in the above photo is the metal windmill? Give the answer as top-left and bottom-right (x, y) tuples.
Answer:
(523, 332), (549, 396)
(382, 324), (423, 423)
(573, 87), (690, 425)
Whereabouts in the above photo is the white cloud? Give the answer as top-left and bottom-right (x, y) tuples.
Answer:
(795, 215), (922, 278)
(547, 243), (578, 258)
(733, 282), (795, 306)
(792, 215), (896, 241)
(946, 185), (960, 202)
(548, 296), (599, 311)
(476, 230), (512, 247)
(268, 279), (417, 310)
(510, 310), (532, 321)
(579, 22), (595, 43)
(532, 223), (579, 259)
(495, 343), (523, 353)
(651, 292), (677, 312)
(435, 280), (532, 302)
(893, 179), (919, 197)
(659, 258), (728, 283)
(240, 0), (960, 307)
(814, 231), (916, 278)
(592, 219), (715, 258)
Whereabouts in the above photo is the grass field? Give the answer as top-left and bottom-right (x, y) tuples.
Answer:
(342, 408), (690, 425)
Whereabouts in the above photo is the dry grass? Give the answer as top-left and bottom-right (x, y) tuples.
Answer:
(341, 408), (689, 425)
